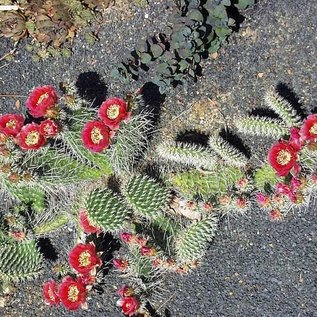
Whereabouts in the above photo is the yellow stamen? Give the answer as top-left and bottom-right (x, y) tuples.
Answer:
(36, 93), (48, 105)
(277, 149), (291, 165)
(107, 104), (120, 119)
(6, 119), (16, 129)
(91, 127), (103, 144)
(79, 251), (91, 267)
(25, 131), (40, 146)
(67, 286), (79, 302)
(309, 123), (317, 135)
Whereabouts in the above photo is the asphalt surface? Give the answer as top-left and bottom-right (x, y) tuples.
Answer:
(0, 0), (317, 316)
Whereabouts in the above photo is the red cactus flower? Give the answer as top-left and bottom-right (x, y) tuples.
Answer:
(117, 285), (134, 297)
(81, 120), (110, 153)
(18, 123), (46, 150)
(79, 210), (101, 234)
(120, 232), (135, 244)
(269, 209), (283, 221)
(98, 97), (131, 130)
(135, 236), (147, 247)
(235, 197), (247, 209)
(300, 114), (317, 141)
(117, 296), (140, 316)
(26, 85), (58, 118)
(0, 114), (24, 137)
(140, 246), (156, 257)
(276, 183), (291, 195)
(289, 127), (302, 151)
(113, 258), (128, 270)
(39, 119), (59, 137)
(256, 193), (270, 208)
(58, 276), (87, 310)
(68, 243), (101, 275)
(268, 141), (297, 176)
(43, 280), (60, 306)
(290, 177), (301, 190)
(8, 230), (26, 241)
(77, 274), (96, 286)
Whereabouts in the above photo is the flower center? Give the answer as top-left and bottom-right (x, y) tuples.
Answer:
(25, 131), (40, 146)
(5, 119), (16, 129)
(276, 149), (291, 165)
(67, 285), (79, 302)
(36, 93), (48, 105)
(309, 123), (317, 135)
(79, 251), (91, 267)
(48, 288), (56, 302)
(90, 127), (103, 144)
(107, 104), (120, 119)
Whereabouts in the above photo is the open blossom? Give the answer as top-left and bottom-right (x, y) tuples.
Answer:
(113, 258), (128, 270)
(81, 120), (110, 152)
(79, 210), (101, 234)
(43, 280), (60, 306)
(18, 123), (46, 150)
(39, 119), (59, 137)
(68, 243), (101, 275)
(58, 276), (87, 310)
(117, 296), (140, 316)
(268, 141), (297, 176)
(0, 114), (24, 137)
(26, 85), (58, 118)
(98, 97), (131, 130)
(300, 114), (317, 141)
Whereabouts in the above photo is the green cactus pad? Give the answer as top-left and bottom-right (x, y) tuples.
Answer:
(254, 164), (280, 192)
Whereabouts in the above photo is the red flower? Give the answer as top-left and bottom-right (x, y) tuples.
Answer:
(81, 121), (110, 153)
(113, 258), (128, 270)
(26, 85), (58, 118)
(268, 141), (297, 176)
(58, 276), (87, 310)
(0, 114), (24, 137)
(269, 209), (283, 221)
(68, 243), (101, 275)
(117, 285), (134, 297)
(39, 119), (59, 137)
(43, 280), (60, 306)
(98, 97), (131, 130)
(77, 274), (96, 286)
(120, 232), (135, 244)
(256, 193), (270, 208)
(235, 197), (247, 209)
(18, 123), (46, 150)
(140, 246), (156, 257)
(300, 114), (317, 141)
(79, 210), (101, 234)
(117, 296), (140, 316)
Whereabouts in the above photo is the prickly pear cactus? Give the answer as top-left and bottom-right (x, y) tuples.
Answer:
(0, 240), (42, 281)
(85, 188), (131, 232)
(176, 216), (218, 263)
(123, 175), (170, 220)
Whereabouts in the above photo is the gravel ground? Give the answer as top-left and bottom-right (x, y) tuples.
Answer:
(1, 0), (317, 316)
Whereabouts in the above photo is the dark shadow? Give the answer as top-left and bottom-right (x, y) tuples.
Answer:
(227, 3), (245, 32)
(219, 128), (250, 158)
(37, 238), (58, 261)
(164, 308), (172, 317)
(249, 107), (280, 119)
(176, 130), (209, 146)
(75, 72), (108, 108)
(145, 302), (161, 317)
(276, 83), (306, 118)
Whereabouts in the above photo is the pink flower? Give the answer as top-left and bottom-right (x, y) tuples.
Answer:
(117, 285), (134, 297)
(276, 183), (291, 195)
(268, 141), (298, 176)
(113, 258), (128, 270)
(98, 97), (130, 130)
(117, 296), (140, 316)
(290, 177), (301, 190)
(79, 210), (101, 234)
(300, 114), (317, 141)
(0, 114), (24, 137)
(256, 193), (270, 208)
(18, 123), (46, 150)
(26, 85), (58, 118)
(58, 276), (87, 310)
(39, 119), (59, 137)
(289, 127), (302, 151)
(81, 121), (110, 153)
(43, 280), (60, 306)
(120, 232), (135, 244)
(269, 209), (283, 221)
(140, 246), (156, 257)
(235, 197), (247, 209)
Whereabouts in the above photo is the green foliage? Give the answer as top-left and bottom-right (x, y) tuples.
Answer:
(254, 164), (280, 192)
(176, 216), (218, 262)
(123, 175), (170, 220)
(264, 90), (302, 128)
(0, 240), (42, 281)
(208, 135), (248, 168)
(234, 116), (288, 139)
(113, 0), (254, 92)
(170, 165), (244, 200)
(85, 188), (131, 232)
(156, 141), (217, 170)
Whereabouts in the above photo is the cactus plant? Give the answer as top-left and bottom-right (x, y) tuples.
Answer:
(85, 188), (131, 232)
(176, 216), (218, 263)
(254, 164), (280, 192)
(0, 240), (42, 281)
(208, 135), (248, 168)
(123, 175), (170, 220)
(156, 141), (217, 170)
